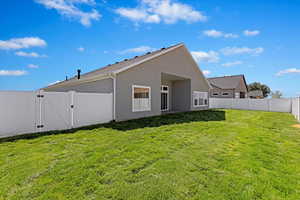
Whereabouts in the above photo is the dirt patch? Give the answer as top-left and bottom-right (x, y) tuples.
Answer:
(292, 124), (300, 128)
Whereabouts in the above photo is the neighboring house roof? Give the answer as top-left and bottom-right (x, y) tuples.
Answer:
(248, 90), (263, 97)
(207, 75), (248, 91)
(44, 43), (210, 90)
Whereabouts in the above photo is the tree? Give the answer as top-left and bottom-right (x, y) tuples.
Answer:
(248, 82), (271, 98)
(271, 90), (283, 99)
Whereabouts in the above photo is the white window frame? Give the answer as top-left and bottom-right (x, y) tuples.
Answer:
(193, 91), (208, 107)
(132, 85), (151, 112)
(161, 85), (169, 111)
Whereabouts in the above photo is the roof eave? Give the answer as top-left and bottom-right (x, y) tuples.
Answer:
(43, 72), (115, 90)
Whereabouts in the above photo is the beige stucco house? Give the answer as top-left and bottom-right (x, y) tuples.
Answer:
(207, 75), (248, 99)
(43, 43), (211, 121)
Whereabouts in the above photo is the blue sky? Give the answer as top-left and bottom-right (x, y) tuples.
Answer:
(0, 0), (299, 97)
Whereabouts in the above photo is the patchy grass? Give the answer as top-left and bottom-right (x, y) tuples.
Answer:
(0, 109), (300, 200)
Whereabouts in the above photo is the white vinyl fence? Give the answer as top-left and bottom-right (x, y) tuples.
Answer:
(0, 91), (113, 138)
(292, 97), (300, 121)
(209, 98), (300, 121)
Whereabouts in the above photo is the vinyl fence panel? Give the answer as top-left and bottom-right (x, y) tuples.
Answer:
(73, 92), (113, 127)
(0, 91), (37, 138)
(0, 91), (113, 138)
(209, 98), (233, 109)
(209, 98), (293, 113)
(268, 98), (292, 113)
(248, 99), (269, 111)
(40, 91), (72, 132)
(232, 99), (249, 110)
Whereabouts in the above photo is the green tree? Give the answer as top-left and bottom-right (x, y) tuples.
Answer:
(248, 82), (271, 98)
(271, 90), (283, 99)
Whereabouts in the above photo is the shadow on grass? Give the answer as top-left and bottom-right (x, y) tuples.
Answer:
(0, 110), (225, 143)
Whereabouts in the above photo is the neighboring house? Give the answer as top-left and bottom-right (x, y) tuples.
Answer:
(43, 43), (210, 121)
(248, 90), (264, 99)
(207, 75), (248, 99)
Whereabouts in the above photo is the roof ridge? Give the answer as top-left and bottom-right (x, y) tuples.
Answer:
(208, 74), (244, 79)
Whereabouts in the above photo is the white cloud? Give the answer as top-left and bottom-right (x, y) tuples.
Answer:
(116, 0), (207, 24)
(119, 46), (155, 54)
(220, 47), (264, 56)
(276, 68), (300, 76)
(35, 0), (101, 27)
(0, 37), (47, 50)
(203, 29), (238, 38)
(0, 70), (28, 76)
(191, 51), (219, 63)
(244, 30), (260, 36)
(15, 51), (47, 58)
(203, 30), (222, 38)
(222, 61), (243, 67)
(202, 70), (211, 76)
(223, 33), (239, 38)
(77, 47), (85, 52)
(28, 64), (39, 69)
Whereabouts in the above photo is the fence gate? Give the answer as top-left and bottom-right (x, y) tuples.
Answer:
(0, 91), (113, 138)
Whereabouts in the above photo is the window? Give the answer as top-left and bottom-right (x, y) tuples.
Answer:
(193, 91), (208, 107)
(235, 92), (240, 98)
(212, 92), (219, 96)
(222, 92), (229, 96)
(132, 85), (151, 112)
(161, 85), (168, 92)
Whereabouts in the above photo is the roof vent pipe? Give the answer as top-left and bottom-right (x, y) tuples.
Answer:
(77, 69), (81, 80)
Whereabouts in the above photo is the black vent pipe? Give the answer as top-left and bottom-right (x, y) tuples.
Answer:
(77, 69), (81, 79)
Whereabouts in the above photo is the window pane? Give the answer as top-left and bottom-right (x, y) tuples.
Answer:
(194, 99), (198, 106)
(199, 98), (204, 105)
(134, 87), (149, 99)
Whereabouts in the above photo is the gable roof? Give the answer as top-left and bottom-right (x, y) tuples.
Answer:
(207, 75), (247, 90)
(44, 43), (185, 89)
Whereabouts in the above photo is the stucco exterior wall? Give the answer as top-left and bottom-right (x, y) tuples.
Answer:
(172, 80), (191, 111)
(44, 78), (113, 93)
(115, 46), (210, 121)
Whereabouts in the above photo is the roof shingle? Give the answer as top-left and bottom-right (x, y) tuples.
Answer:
(207, 75), (245, 89)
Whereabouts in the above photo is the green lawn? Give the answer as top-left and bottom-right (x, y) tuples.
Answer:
(1, 109), (300, 200)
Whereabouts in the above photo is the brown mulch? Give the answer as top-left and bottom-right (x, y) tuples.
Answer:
(292, 124), (300, 128)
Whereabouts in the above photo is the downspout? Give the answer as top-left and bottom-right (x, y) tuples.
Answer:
(109, 73), (117, 121)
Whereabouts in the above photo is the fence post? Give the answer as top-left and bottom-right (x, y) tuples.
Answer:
(70, 91), (75, 128)
(36, 90), (45, 132)
(267, 99), (270, 112)
(298, 97), (300, 121)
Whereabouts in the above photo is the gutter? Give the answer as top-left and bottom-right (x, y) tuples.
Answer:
(44, 73), (113, 90)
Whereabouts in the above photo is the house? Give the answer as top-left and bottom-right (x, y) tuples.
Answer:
(248, 90), (264, 99)
(43, 43), (211, 121)
(207, 75), (248, 99)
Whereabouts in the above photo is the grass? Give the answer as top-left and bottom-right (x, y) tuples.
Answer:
(0, 109), (300, 200)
